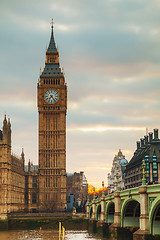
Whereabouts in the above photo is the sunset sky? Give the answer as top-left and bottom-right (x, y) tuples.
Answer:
(0, 0), (160, 187)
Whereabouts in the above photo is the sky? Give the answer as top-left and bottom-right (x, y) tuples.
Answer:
(0, 0), (160, 187)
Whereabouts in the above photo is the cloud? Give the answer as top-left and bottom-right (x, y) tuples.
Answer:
(0, 0), (160, 187)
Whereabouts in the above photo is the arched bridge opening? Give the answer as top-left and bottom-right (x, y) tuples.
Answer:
(106, 202), (115, 224)
(96, 205), (101, 221)
(152, 202), (160, 235)
(89, 207), (93, 219)
(122, 200), (140, 228)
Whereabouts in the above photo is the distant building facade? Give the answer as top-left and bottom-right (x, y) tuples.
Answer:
(66, 172), (88, 212)
(125, 129), (160, 189)
(108, 149), (128, 193)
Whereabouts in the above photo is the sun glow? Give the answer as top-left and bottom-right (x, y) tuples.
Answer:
(88, 185), (108, 194)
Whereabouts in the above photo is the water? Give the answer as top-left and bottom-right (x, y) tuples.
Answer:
(0, 230), (105, 240)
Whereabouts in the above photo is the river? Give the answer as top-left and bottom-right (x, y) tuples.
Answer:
(0, 229), (106, 240)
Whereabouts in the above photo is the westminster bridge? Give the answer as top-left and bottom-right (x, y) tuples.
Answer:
(86, 184), (160, 239)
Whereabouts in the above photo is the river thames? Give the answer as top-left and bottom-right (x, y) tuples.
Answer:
(0, 229), (106, 240)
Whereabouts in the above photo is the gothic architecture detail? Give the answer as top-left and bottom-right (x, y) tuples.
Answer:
(0, 116), (25, 219)
(107, 149), (128, 193)
(37, 22), (67, 210)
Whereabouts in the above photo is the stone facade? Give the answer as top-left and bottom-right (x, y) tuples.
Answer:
(108, 149), (128, 194)
(0, 116), (25, 219)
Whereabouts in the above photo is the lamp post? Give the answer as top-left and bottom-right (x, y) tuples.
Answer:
(142, 158), (146, 186)
(102, 181), (105, 196)
(116, 173), (120, 191)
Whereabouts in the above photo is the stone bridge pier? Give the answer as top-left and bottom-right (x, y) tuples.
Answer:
(133, 186), (150, 240)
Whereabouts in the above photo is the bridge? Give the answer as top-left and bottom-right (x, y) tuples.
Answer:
(86, 184), (160, 239)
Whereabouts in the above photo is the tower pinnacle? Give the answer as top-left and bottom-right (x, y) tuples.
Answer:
(51, 18), (54, 31)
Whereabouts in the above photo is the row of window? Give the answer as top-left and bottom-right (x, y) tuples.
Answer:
(43, 79), (60, 85)
(40, 169), (61, 175)
(125, 174), (142, 183)
(126, 183), (141, 189)
(45, 176), (58, 188)
(25, 193), (37, 204)
(43, 106), (60, 110)
(47, 57), (57, 63)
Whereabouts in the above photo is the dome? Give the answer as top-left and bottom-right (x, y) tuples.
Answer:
(120, 155), (128, 166)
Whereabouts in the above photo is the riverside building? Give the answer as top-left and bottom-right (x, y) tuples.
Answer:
(125, 129), (160, 189)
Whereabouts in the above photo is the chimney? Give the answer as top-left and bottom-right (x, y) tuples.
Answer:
(140, 138), (145, 148)
(136, 141), (140, 150)
(149, 132), (153, 143)
(144, 135), (149, 145)
(154, 129), (159, 140)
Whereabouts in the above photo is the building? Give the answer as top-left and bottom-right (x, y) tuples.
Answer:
(125, 129), (160, 189)
(0, 116), (25, 219)
(107, 149), (128, 193)
(37, 21), (67, 210)
(0, 22), (67, 219)
(66, 172), (88, 212)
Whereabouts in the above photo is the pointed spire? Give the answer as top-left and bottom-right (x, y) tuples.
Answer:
(47, 19), (58, 53)
(28, 159), (31, 172)
(3, 114), (7, 126)
(8, 117), (11, 128)
(40, 20), (64, 78)
(21, 147), (25, 160)
(51, 18), (54, 35)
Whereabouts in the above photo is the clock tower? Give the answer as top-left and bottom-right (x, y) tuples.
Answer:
(37, 22), (67, 210)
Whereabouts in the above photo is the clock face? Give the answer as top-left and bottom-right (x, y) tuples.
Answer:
(44, 89), (59, 104)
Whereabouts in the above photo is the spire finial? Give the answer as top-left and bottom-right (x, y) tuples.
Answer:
(51, 18), (54, 30)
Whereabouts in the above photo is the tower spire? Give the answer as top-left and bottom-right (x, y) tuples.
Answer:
(47, 19), (57, 53)
(51, 18), (54, 33)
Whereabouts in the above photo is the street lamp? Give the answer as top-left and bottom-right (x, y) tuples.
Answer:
(142, 159), (146, 186)
(116, 173), (120, 191)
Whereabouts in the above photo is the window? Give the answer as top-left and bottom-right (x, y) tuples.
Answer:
(152, 154), (158, 182)
(32, 176), (37, 188)
(25, 176), (28, 188)
(145, 155), (150, 182)
(32, 193), (37, 204)
(25, 193), (28, 204)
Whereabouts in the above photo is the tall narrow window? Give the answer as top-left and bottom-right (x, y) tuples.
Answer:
(145, 155), (150, 182)
(152, 154), (158, 182)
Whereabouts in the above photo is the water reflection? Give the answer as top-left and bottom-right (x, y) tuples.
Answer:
(0, 230), (105, 240)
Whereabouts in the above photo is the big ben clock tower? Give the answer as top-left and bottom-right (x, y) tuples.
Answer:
(37, 21), (67, 210)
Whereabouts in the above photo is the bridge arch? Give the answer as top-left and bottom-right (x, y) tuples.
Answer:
(149, 196), (160, 235)
(89, 206), (93, 219)
(121, 198), (140, 228)
(96, 204), (101, 221)
(105, 201), (115, 224)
